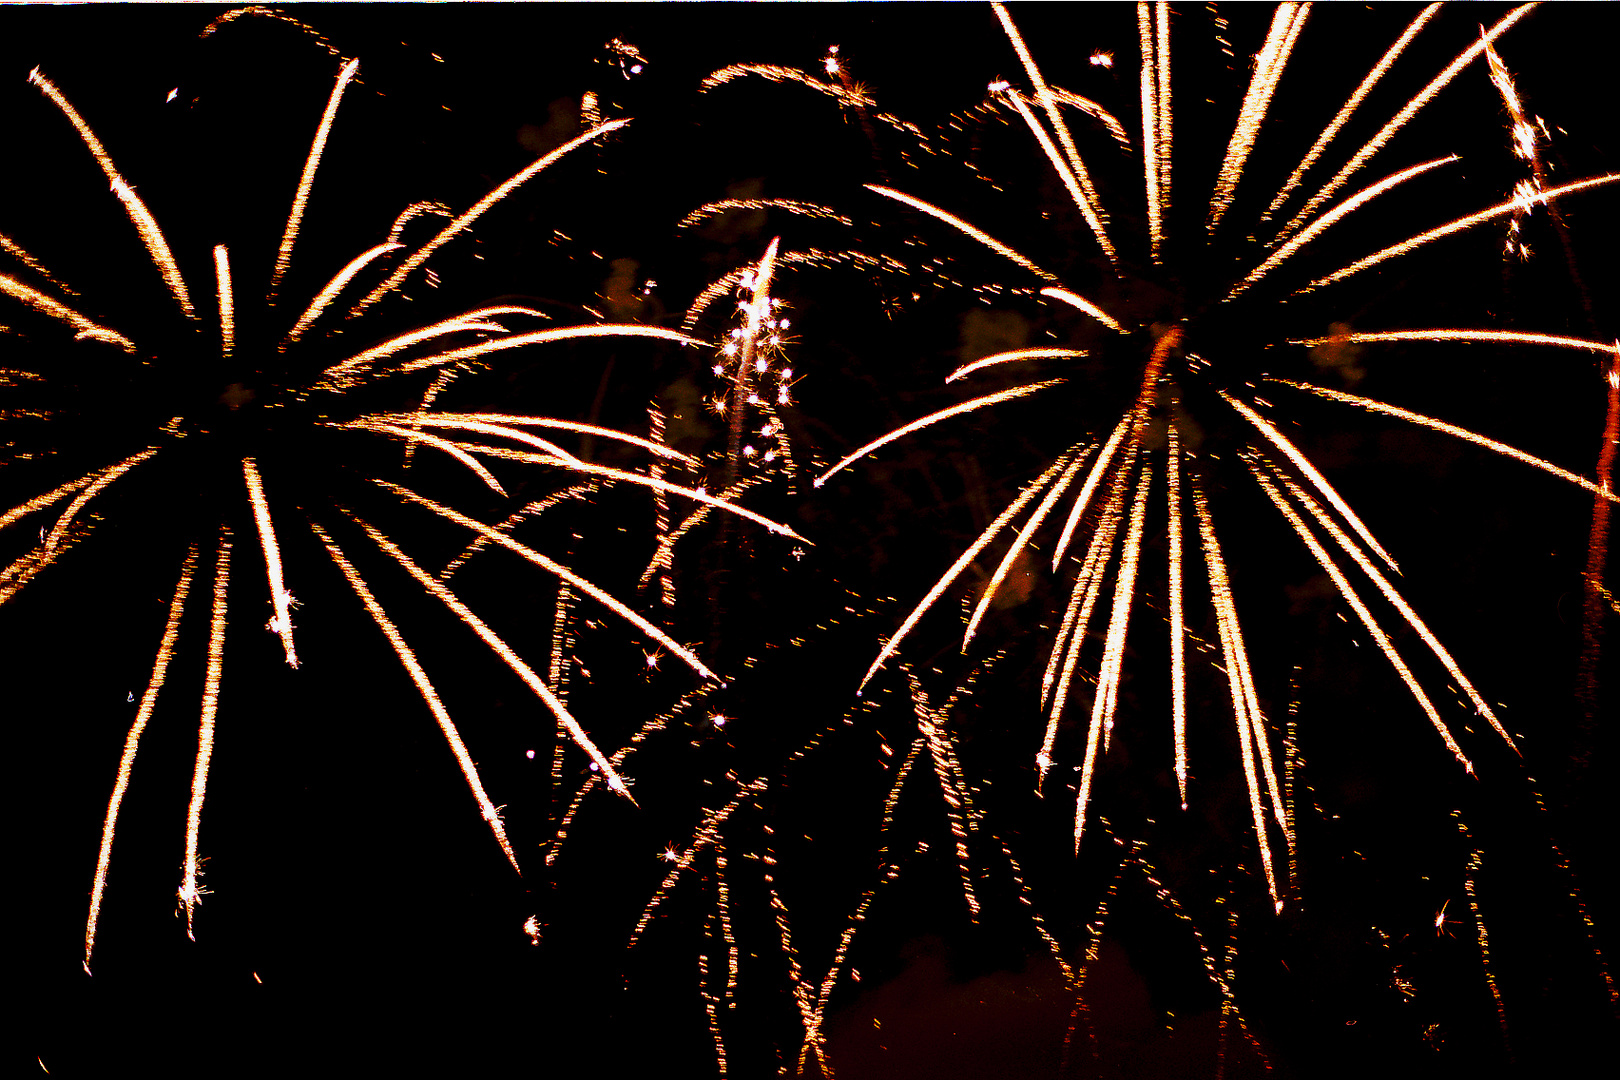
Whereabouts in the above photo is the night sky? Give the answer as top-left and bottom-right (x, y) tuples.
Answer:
(7, 4), (1616, 1077)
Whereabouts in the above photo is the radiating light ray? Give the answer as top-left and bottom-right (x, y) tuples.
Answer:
(1138, 1), (1167, 260)
(213, 245), (233, 359)
(964, 448), (1089, 648)
(947, 346), (1088, 383)
(85, 546), (197, 974)
(315, 306), (548, 385)
(1220, 390), (1398, 572)
(1044, 87), (1130, 149)
(1191, 483), (1283, 910)
(349, 119), (631, 317)
(1073, 460), (1152, 853)
(1244, 455), (1475, 773)
(1153, 0), (1171, 226)
(1051, 414), (1132, 569)
(0, 273), (137, 352)
(352, 422), (507, 495)
(1273, 4), (1536, 246)
(355, 416), (580, 465)
(27, 69), (195, 318)
(241, 457), (297, 668)
(677, 198), (852, 230)
(268, 57), (359, 303)
(1270, 377), (1620, 502)
(309, 521), (521, 871)
(0, 230), (78, 296)
(1167, 421), (1187, 808)
(1207, 3), (1308, 234)
(17, 449), (159, 579)
(378, 324), (703, 381)
(345, 510), (632, 802)
(280, 242), (402, 349)
(1261, 4), (1441, 223)
(859, 456), (1072, 693)
(864, 184), (1057, 283)
(815, 379), (1064, 487)
(1262, 456), (1518, 752)
(378, 480), (719, 681)
(179, 530), (230, 938)
(0, 472), (94, 532)
(1289, 328), (1618, 356)
(1037, 286), (1128, 334)
(1229, 155), (1457, 300)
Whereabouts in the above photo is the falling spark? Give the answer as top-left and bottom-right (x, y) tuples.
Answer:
(947, 346), (1089, 384)
(864, 184), (1058, 283)
(269, 57), (359, 303)
(179, 530), (230, 938)
(0, 273), (137, 353)
(1207, 3), (1308, 234)
(1167, 421), (1187, 808)
(213, 246), (234, 359)
(241, 458), (297, 668)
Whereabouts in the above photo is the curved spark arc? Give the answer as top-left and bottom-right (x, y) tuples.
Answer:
(0, 472), (95, 531)
(384, 412), (700, 466)
(310, 522), (522, 870)
(947, 346), (1089, 384)
(281, 242), (402, 349)
(0, 273), (137, 353)
(269, 57), (359, 304)
(374, 324), (703, 381)
(863, 184), (1058, 283)
(26, 68), (196, 318)
(179, 530), (230, 939)
(1050, 414), (1133, 571)
(10, 449), (159, 585)
(1289, 329), (1618, 356)
(315, 306), (550, 386)
(85, 546), (198, 974)
(1138, 1), (1169, 261)
(352, 422), (509, 495)
(1038, 287), (1128, 334)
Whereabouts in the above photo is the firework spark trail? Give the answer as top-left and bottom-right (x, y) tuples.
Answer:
(1244, 456), (1477, 775)
(640, 477), (767, 589)
(947, 346), (1089, 384)
(281, 242), (403, 348)
(27, 69), (195, 318)
(863, 184), (1058, 284)
(1291, 328), (1617, 356)
(268, 57), (359, 303)
(993, 3), (1117, 264)
(1221, 392), (1398, 571)
(964, 448), (1090, 649)
(371, 324), (702, 382)
(0, 273), (137, 352)
(1138, 1), (1169, 260)
(815, 379), (1065, 487)
(1272, 4), (1536, 247)
(355, 422), (509, 494)
(628, 781), (767, 948)
(349, 119), (631, 317)
(1229, 155), (1458, 300)
(647, 401), (674, 610)
(0, 231), (78, 296)
(241, 458), (297, 668)
(856, 455), (1072, 693)
(1192, 483), (1283, 910)
(1167, 421), (1187, 808)
(1037, 287), (1127, 334)
(0, 472), (93, 531)
(1270, 377), (1620, 502)
(351, 416), (581, 465)
(1261, 4), (1442, 223)
(905, 670), (980, 919)
(724, 238), (780, 494)
(309, 521), (520, 871)
(1073, 462), (1151, 853)
(1263, 456), (1517, 751)
(315, 307), (550, 386)
(677, 198), (852, 230)
(1051, 415), (1133, 569)
(4, 449), (160, 592)
(1207, 2), (1308, 234)
(84, 546), (197, 974)
(1304, 172), (1620, 292)
(1579, 364), (1620, 746)
(213, 246), (234, 359)
(378, 481), (720, 682)
(179, 530), (230, 938)
(345, 510), (632, 801)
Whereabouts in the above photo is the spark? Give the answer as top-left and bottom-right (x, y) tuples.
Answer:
(241, 458), (297, 667)
(864, 184), (1058, 283)
(213, 246), (234, 359)
(179, 530), (230, 939)
(1038, 287), (1127, 333)
(0, 273), (136, 353)
(1207, 3), (1308, 234)
(269, 57), (359, 303)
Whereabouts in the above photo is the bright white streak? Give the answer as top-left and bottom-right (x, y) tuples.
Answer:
(350, 119), (631, 316)
(1038, 287), (1127, 333)
(85, 546), (197, 973)
(864, 184), (1057, 282)
(361, 416), (580, 464)
(378, 481), (718, 682)
(354, 423), (508, 495)
(1220, 391), (1398, 572)
(1051, 414), (1133, 569)
(1289, 329), (1618, 357)
(859, 456), (1073, 693)
(269, 57), (359, 303)
(310, 522), (523, 871)
(1138, 2), (1165, 260)
(1167, 422), (1187, 808)
(0, 472), (94, 532)
(388, 412), (699, 466)
(0, 273), (136, 352)
(317, 306), (549, 384)
(30, 449), (158, 568)
(816, 380), (1065, 487)
(242, 458), (297, 667)
(1002, 89), (1118, 266)
(1208, 3), (1308, 233)
(384, 324), (703, 379)
(179, 531), (230, 938)
(281, 242), (403, 349)
(948, 347), (1089, 384)
(213, 246), (233, 359)
(1230, 156), (1457, 300)
(28, 69), (195, 318)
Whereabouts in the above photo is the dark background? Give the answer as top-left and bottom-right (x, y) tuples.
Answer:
(6, 4), (1615, 1077)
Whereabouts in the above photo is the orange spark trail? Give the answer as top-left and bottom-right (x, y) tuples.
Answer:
(352, 416), (580, 464)
(1230, 156), (1457, 299)
(85, 546), (197, 973)
(350, 119), (631, 317)
(1289, 329), (1617, 356)
(381, 415), (688, 466)
(947, 346), (1088, 383)
(0, 472), (93, 532)
(310, 523), (522, 871)
(1074, 462), (1152, 853)
(1192, 483), (1283, 910)
(0, 230), (78, 296)
(269, 57), (359, 303)
(1000, 87), (1117, 265)
(180, 530), (230, 939)
(242, 458), (297, 668)
(378, 481), (719, 682)
(860, 456), (1073, 693)
(864, 184), (1057, 283)
(1208, 3), (1308, 234)
(1051, 415), (1133, 569)
(1038, 287), (1127, 334)
(815, 380), (1065, 486)
(355, 423), (508, 495)
(1261, 4), (1440, 222)
(0, 273), (136, 352)
(1245, 457), (1477, 772)
(348, 512), (633, 803)
(378, 324), (703, 381)
(213, 246), (233, 359)
(1220, 391), (1398, 571)
(1138, 1), (1169, 260)
(316, 306), (550, 385)
(1274, 4), (1536, 246)
(281, 242), (402, 348)
(28, 69), (195, 318)
(1271, 378), (1620, 501)
(4, 450), (160, 599)
(1167, 422), (1187, 808)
